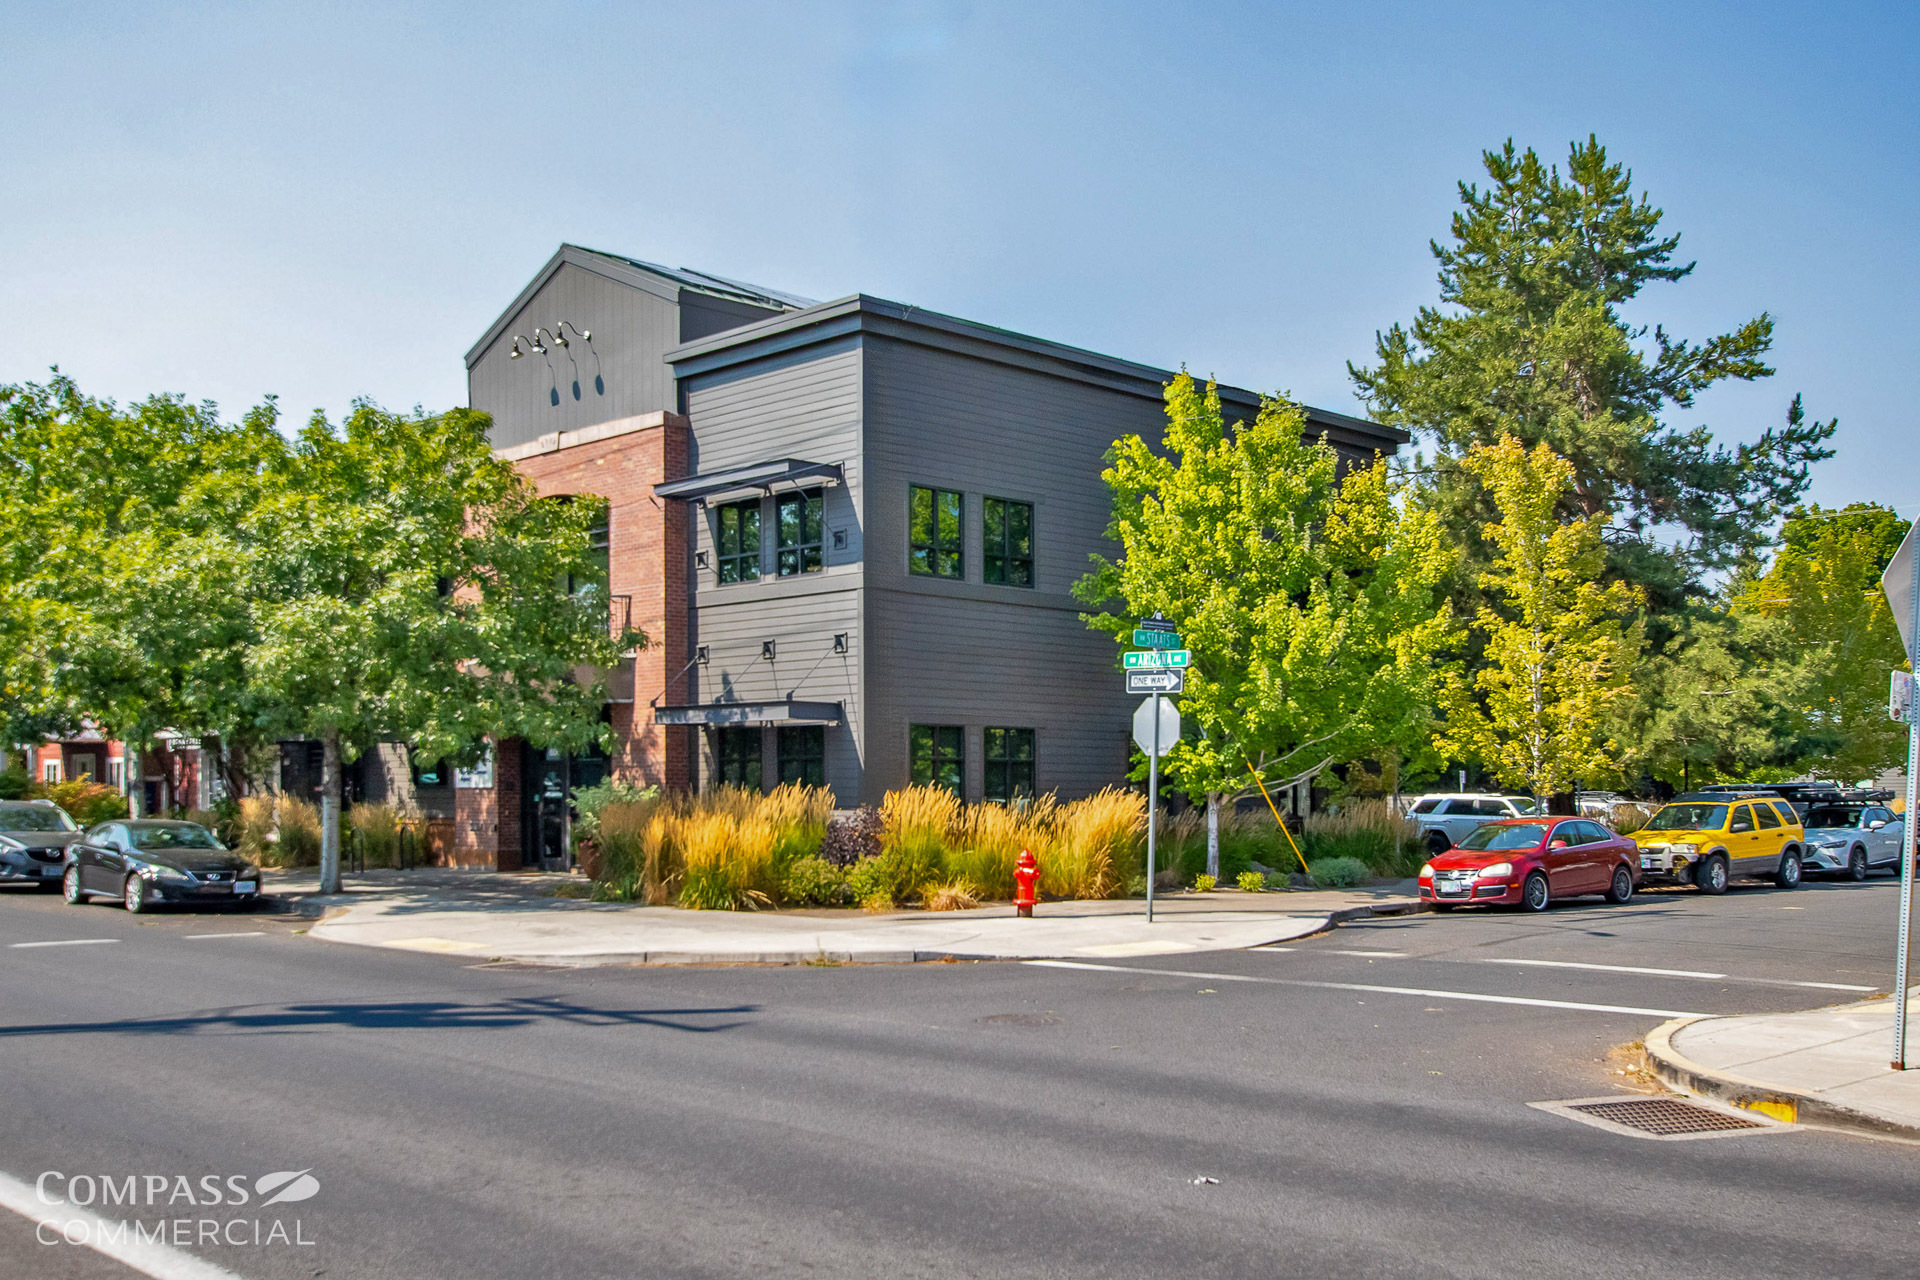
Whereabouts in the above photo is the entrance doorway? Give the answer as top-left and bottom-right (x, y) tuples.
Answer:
(518, 740), (611, 869)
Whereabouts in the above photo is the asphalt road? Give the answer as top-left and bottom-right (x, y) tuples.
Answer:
(1, 874), (1914, 1280)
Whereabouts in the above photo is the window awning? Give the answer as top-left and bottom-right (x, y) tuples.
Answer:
(653, 458), (843, 505)
(652, 700), (843, 727)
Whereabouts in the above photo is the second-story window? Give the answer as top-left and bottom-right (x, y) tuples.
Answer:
(983, 497), (1033, 587)
(776, 488), (824, 576)
(715, 499), (761, 583)
(909, 485), (963, 579)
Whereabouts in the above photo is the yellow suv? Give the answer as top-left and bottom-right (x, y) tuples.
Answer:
(1626, 792), (1807, 894)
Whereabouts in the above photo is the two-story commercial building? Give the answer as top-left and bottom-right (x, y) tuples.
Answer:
(452, 244), (1406, 868)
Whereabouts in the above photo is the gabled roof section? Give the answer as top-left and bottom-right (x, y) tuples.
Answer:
(465, 244), (814, 369)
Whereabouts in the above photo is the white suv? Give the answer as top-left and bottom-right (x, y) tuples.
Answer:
(1407, 794), (1539, 854)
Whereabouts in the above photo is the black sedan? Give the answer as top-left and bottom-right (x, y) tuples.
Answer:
(63, 819), (263, 913)
(0, 800), (83, 890)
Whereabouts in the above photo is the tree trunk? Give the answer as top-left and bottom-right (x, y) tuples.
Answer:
(319, 729), (342, 895)
(1206, 792), (1221, 880)
(125, 739), (143, 818)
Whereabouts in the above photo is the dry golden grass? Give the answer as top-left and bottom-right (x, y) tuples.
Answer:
(1044, 788), (1144, 900)
(348, 803), (404, 868)
(922, 877), (981, 911)
(949, 795), (1057, 899)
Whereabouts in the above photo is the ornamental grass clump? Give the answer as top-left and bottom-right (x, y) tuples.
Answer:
(949, 795), (1056, 900)
(678, 812), (776, 911)
(1301, 799), (1420, 877)
(878, 784), (959, 903)
(1044, 787), (1142, 900)
(251, 796), (322, 868)
(923, 877), (981, 912)
(347, 803), (405, 868)
(587, 784), (832, 908)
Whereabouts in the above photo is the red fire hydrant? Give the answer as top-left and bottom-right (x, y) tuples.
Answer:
(1013, 849), (1040, 918)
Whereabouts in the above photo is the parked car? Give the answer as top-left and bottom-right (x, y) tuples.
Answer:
(1799, 800), (1905, 880)
(0, 800), (83, 891)
(1624, 792), (1807, 894)
(62, 819), (263, 914)
(1406, 793), (1539, 854)
(1418, 818), (1639, 912)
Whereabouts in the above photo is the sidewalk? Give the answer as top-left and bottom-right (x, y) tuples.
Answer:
(1647, 994), (1920, 1141)
(284, 869), (1421, 966)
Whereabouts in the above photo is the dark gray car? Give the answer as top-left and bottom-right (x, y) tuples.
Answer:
(0, 800), (81, 891)
(63, 819), (262, 914)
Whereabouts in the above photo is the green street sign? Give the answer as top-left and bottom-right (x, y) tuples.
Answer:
(1132, 628), (1183, 648)
(1123, 649), (1191, 669)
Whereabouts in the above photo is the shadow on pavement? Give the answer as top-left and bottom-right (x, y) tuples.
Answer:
(0, 995), (757, 1039)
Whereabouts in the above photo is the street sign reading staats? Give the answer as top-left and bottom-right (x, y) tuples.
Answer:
(1132, 629), (1183, 648)
(1123, 649), (1190, 669)
(1126, 669), (1185, 695)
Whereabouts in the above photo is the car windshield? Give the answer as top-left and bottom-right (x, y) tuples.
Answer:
(129, 824), (223, 851)
(1644, 803), (1729, 831)
(1505, 798), (1540, 814)
(1803, 807), (1863, 829)
(1457, 823), (1550, 851)
(0, 806), (78, 832)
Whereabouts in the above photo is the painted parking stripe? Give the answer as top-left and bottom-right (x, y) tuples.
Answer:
(1323, 949), (1408, 958)
(0, 1168), (243, 1280)
(1024, 960), (1708, 1018)
(184, 932), (266, 941)
(10, 938), (119, 949)
(1479, 957), (1876, 992)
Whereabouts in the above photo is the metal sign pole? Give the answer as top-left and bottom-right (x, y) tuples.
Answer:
(1146, 692), (1162, 924)
(1895, 543), (1920, 1069)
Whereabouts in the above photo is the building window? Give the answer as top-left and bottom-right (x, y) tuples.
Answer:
(983, 497), (1034, 587)
(776, 488), (824, 576)
(909, 725), (964, 794)
(777, 726), (825, 787)
(983, 728), (1035, 802)
(561, 497), (611, 596)
(43, 760), (60, 784)
(715, 727), (762, 790)
(107, 758), (124, 788)
(715, 499), (761, 584)
(909, 486), (963, 579)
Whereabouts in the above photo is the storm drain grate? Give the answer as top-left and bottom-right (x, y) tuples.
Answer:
(1569, 1098), (1764, 1136)
(1531, 1095), (1792, 1142)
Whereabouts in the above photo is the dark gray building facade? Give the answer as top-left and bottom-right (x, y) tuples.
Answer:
(470, 245), (1406, 813)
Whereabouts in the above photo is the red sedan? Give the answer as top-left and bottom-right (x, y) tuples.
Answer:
(1418, 818), (1639, 912)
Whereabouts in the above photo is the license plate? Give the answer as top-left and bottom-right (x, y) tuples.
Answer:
(233, 881), (256, 894)
(1640, 856), (1654, 868)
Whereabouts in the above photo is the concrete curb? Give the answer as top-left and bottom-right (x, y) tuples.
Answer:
(1644, 1017), (1920, 1142)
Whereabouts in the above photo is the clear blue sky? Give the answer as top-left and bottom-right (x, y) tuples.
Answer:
(3, 1), (1912, 514)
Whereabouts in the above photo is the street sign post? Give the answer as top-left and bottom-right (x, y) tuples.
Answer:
(1132, 696), (1181, 923)
(1126, 669), (1185, 695)
(1123, 650), (1191, 669)
(1883, 521), (1920, 1070)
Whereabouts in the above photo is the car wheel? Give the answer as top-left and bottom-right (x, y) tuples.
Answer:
(123, 875), (151, 914)
(1696, 855), (1729, 896)
(1425, 831), (1451, 857)
(1775, 852), (1802, 890)
(1605, 864), (1634, 904)
(62, 865), (88, 905)
(1520, 871), (1550, 912)
(1848, 847), (1868, 882)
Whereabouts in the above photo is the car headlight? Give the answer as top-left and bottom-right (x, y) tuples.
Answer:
(1668, 843), (1697, 854)
(1478, 862), (1513, 879)
(1419, 862), (1434, 878)
(134, 861), (194, 883)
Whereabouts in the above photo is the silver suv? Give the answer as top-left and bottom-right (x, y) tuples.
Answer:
(1799, 802), (1904, 880)
(0, 800), (82, 891)
(1407, 793), (1539, 854)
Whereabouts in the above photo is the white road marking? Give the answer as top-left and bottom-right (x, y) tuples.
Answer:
(0, 1168), (244, 1280)
(1324, 949), (1407, 958)
(1479, 957), (1876, 993)
(9, 938), (118, 949)
(1249, 945), (1296, 952)
(184, 932), (266, 940)
(1024, 960), (1707, 1018)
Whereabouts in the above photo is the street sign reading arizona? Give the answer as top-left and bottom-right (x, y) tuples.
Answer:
(1123, 649), (1191, 669)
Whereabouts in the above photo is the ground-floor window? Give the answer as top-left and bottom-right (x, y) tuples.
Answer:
(107, 758), (124, 788)
(716, 727), (762, 791)
(909, 725), (965, 794)
(983, 728), (1035, 802)
(42, 760), (59, 784)
(777, 726), (825, 787)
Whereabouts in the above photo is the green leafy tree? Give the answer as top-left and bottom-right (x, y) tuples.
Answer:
(245, 402), (639, 892)
(1075, 373), (1456, 868)
(1436, 436), (1638, 799)
(1351, 137), (1834, 612)
(1738, 503), (1912, 781)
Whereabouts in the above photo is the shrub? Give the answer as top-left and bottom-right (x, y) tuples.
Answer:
(0, 769), (30, 800)
(571, 778), (660, 847)
(1192, 873), (1216, 893)
(1306, 856), (1370, 889)
(1236, 870), (1265, 893)
(348, 803), (404, 868)
(46, 780), (129, 827)
(779, 855), (852, 907)
(821, 807), (883, 867)
(923, 877), (981, 912)
(1301, 799), (1420, 877)
(846, 857), (895, 911)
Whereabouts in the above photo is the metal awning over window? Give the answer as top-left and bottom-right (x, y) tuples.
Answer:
(653, 700), (843, 727)
(653, 459), (843, 505)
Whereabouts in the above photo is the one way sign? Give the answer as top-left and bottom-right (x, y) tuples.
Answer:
(1126, 669), (1185, 695)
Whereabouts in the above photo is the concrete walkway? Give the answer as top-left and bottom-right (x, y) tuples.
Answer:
(289, 870), (1420, 965)
(1647, 993), (1920, 1141)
